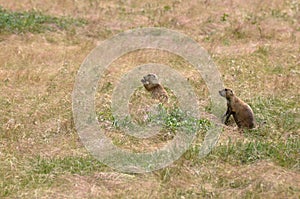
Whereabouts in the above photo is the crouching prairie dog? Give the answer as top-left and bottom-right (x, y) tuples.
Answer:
(141, 73), (168, 103)
(219, 88), (255, 129)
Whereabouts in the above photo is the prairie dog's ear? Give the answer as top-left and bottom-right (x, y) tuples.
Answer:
(225, 88), (234, 96)
(149, 73), (157, 79)
(149, 73), (158, 82)
(146, 73), (159, 85)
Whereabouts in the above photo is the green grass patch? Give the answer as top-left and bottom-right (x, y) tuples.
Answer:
(0, 6), (86, 34)
(210, 138), (299, 169)
(1, 156), (108, 197)
(30, 156), (107, 175)
(124, 105), (208, 132)
(251, 96), (299, 136)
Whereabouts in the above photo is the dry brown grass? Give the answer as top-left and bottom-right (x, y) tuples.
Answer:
(0, 0), (299, 198)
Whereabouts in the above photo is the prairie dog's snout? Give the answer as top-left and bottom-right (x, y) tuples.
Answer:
(141, 77), (147, 84)
(219, 89), (226, 97)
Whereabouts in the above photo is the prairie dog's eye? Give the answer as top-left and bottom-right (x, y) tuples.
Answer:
(225, 88), (228, 91)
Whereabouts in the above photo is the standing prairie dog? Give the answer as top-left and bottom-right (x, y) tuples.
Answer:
(141, 73), (168, 103)
(219, 88), (255, 129)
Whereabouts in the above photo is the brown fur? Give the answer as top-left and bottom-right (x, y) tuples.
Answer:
(219, 88), (255, 129)
(141, 73), (168, 103)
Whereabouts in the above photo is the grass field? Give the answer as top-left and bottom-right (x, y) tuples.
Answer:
(0, 0), (299, 198)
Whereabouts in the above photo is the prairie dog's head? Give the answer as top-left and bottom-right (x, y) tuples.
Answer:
(219, 88), (234, 99)
(141, 73), (159, 90)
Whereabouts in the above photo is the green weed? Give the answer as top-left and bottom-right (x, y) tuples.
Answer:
(0, 6), (86, 34)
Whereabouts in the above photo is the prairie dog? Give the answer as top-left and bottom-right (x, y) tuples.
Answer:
(141, 73), (168, 103)
(219, 88), (255, 129)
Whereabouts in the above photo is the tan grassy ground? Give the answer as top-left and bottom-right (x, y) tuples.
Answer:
(0, 0), (299, 198)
